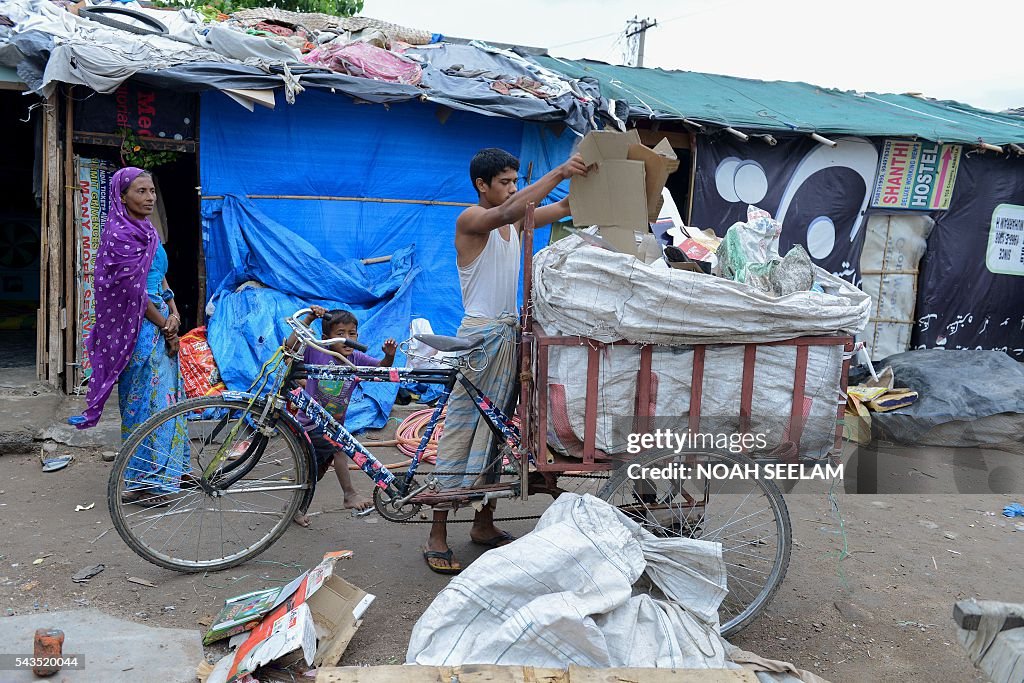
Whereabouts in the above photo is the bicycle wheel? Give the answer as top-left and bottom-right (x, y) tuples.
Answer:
(109, 395), (310, 573)
(599, 450), (791, 638)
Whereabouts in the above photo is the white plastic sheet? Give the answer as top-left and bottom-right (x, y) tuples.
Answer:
(407, 494), (732, 669)
(533, 233), (870, 345)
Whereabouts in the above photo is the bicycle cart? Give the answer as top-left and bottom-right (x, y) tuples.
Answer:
(107, 205), (854, 637)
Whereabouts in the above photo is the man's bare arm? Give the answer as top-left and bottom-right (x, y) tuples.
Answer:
(457, 155), (587, 236)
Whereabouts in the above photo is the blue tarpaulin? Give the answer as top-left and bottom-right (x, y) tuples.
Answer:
(199, 90), (579, 431)
(203, 196), (419, 432)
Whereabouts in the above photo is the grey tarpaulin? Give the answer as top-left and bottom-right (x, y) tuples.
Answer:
(1, 1), (600, 131)
(850, 349), (1024, 446)
(408, 42), (601, 133)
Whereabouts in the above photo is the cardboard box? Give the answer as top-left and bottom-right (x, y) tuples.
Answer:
(568, 130), (679, 256)
(207, 550), (373, 683)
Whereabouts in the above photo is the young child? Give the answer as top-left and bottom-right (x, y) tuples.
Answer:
(289, 305), (397, 526)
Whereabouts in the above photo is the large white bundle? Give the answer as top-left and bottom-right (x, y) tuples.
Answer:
(407, 494), (732, 669)
(533, 235), (866, 458)
(533, 234), (870, 344)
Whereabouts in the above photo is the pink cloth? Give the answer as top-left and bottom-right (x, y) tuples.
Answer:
(77, 167), (159, 428)
(302, 41), (422, 86)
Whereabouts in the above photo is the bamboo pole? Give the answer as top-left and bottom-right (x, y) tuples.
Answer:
(63, 87), (76, 392)
(200, 194), (474, 208)
(42, 93), (63, 386)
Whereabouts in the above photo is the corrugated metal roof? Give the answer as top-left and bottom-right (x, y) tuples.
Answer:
(537, 56), (1024, 146)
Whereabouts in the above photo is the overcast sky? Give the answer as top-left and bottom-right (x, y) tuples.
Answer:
(366, 0), (1024, 112)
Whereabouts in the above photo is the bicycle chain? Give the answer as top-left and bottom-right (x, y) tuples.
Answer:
(378, 471), (606, 524)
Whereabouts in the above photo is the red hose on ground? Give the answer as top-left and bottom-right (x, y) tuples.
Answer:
(350, 406), (520, 470)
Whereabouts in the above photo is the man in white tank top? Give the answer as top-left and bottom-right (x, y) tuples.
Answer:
(424, 148), (588, 574)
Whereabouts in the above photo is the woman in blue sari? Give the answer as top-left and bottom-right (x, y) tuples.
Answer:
(71, 167), (188, 506)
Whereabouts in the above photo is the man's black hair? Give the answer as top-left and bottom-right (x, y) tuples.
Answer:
(469, 148), (520, 190)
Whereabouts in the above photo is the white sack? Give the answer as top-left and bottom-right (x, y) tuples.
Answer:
(407, 493), (732, 669)
(533, 234), (870, 345)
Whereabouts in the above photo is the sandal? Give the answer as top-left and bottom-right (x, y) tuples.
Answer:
(470, 530), (517, 549)
(422, 548), (462, 575)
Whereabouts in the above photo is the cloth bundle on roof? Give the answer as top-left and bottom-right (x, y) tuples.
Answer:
(230, 8), (433, 44)
(302, 40), (421, 85)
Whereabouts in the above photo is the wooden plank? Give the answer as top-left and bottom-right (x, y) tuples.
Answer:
(316, 666), (757, 683)
(317, 665), (447, 683)
(63, 88), (75, 392)
(42, 92), (63, 386)
(36, 308), (45, 380)
(954, 599), (1024, 632)
(72, 130), (197, 153)
(38, 130), (49, 382)
(569, 666), (757, 683)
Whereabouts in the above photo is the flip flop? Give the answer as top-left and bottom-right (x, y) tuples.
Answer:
(423, 548), (462, 575)
(471, 530), (517, 549)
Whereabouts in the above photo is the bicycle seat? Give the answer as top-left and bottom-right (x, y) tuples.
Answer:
(415, 334), (485, 352)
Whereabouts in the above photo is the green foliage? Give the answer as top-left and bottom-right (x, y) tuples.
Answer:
(117, 128), (181, 170)
(154, 0), (364, 16)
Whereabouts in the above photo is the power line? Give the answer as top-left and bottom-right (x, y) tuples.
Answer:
(550, 29), (623, 49)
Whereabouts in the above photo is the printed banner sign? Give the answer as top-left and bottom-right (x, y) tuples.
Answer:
(870, 140), (961, 210)
(74, 81), (197, 140)
(76, 158), (115, 385)
(987, 204), (1024, 276)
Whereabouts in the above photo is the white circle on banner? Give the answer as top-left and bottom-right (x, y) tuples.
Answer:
(715, 157), (742, 202)
(807, 216), (836, 259)
(733, 161), (768, 204)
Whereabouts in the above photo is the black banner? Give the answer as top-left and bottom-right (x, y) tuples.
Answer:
(74, 81), (197, 140)
(691, 134), (882, 286)
(911, 153), (1024, 358)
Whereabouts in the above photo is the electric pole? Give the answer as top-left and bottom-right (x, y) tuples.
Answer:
(625, 16), (657, 67)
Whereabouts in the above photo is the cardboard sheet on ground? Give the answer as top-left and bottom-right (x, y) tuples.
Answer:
(207, 550), (374, 683)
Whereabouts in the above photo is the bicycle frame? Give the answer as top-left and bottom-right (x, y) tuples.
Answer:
(206, 329), (524, 508)
(289, 362), (524, 501)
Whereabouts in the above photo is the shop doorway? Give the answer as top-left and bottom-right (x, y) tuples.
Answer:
(0, 90), (42, 369)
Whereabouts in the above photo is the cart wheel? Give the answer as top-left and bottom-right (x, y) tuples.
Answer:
(79, 6), (169, 36)
(599, 449), (792, 638)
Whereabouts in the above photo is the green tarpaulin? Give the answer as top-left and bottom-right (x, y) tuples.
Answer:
(537, 56), (1024, 146)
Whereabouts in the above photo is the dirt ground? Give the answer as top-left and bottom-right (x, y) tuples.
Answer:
(0, 438), (1021, 682)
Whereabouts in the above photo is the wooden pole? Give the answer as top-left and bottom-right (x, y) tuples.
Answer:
(42, 93), (63, 386)
(63, 87), (76, 392)
(200, 194), (474, 208)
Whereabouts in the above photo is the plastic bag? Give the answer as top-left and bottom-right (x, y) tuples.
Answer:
(179, 327), (227, 399)
(715, 205), (814, 295)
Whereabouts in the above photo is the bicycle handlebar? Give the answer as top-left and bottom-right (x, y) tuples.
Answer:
(287, 308), (369, 354)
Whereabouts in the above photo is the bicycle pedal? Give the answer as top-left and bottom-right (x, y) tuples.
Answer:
(352, 507), (375, 518)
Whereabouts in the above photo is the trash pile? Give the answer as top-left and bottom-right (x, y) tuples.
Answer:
(562, 130), (825, 297)
(845, 349), (1024, 448)
(199, 550), (374, 683)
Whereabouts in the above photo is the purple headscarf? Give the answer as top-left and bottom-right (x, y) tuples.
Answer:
(76, 167), (159, 429)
